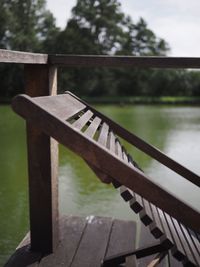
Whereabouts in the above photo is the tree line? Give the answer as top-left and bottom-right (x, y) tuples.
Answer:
(0, 0), (200, 100)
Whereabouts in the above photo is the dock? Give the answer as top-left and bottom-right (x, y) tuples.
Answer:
(5, 216), (137, 267)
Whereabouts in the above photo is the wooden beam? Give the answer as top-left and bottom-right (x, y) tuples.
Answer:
(0, 49), (48, 64)
(49, 54), (200, 69)
(24, 65), (58, 254)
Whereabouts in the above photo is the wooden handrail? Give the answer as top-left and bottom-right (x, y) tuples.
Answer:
(49, 54), (200, 69)
(0, 49), (48, 64)
(1, 49), (200, 68)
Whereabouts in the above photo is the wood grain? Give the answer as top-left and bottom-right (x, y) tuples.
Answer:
(49, 54), (200, 69)
(0, 49), (47, 64)
(24, 65), (58, 254)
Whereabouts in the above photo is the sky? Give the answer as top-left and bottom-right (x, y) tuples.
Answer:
(46, 0), (200, 57)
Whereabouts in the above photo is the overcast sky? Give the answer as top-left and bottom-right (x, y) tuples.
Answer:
(46, 0), (200, 57)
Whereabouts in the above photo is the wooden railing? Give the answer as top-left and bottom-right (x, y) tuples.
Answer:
(0, 49), (199, 254)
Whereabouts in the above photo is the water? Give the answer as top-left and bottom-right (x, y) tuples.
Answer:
(0, 104), (200, 265)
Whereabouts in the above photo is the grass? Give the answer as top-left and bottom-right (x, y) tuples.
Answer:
(83, 96), (200, 105)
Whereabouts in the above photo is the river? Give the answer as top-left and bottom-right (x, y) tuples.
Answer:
(0, 104), (200, 265)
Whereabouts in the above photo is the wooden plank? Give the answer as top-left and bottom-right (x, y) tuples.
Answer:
(186, 228), (200, 257)
(0, 49), (48, 64)
(116, 140), (123, 158)
(105, 219), (136, 259)
(35, 94), (86, 121)
(68, 91), (200, 188)
(163, 214), (186, 261)
(138, 224), (166, 267)
(24, 65), (58, 253)
(149, 204), (164, 239)
(140, 199), (154, 226)
(72, 110), (93, 130)
(12, 94), (200, 233)
(71, 216), (113, 267)
(108, 131), (116, 153)
(157, 209), (173, 248)
(49, 54), (200, 69)
(5, 233), (41, 267)
(179, 223), (200, 265)
(171, 219), (195, 265)
(39, 216), (87, 267)
(84, 116), (101, 138)
(98, 122), (109, 147)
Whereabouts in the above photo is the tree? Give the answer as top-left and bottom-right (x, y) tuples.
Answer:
(55, 0), (170, 96)
(0, 0), (59, 99)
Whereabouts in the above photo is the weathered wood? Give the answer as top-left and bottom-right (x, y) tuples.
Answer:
(138, 224), (167, 267)
(11, 94), (200, 233)
(72, 110), (93, 130)
(6, 216), (137, 267)
(24, 65), (58, 254)
(36, 94), (86, 120)
(84, 116), (101, 138)
(68, 91), (200, 188)
(39, 216), (87, 267)
(98, 122), (109, 147)
(5, 233), (41, 267)
(105, 219), (137, 258)
(49, 54), (200, 69)
(70, 216), (113, 267)
(0, 49), (48, 64)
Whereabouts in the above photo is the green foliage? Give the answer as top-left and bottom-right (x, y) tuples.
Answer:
(0, 0), (59, 98)
(0, 0), (200, 100)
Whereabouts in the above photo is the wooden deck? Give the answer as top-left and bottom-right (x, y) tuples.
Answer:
(5, 216), (137, 267)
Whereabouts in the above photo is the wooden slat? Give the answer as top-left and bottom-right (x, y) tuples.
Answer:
(186, 229), (200, 257)
(108, 131), (116, 153)
(68, 91), (200, 188)
(84, 116), (101, 138)
(138, 224), (166, 267)
(163, 214), (186, 261)
(49, 54), (200, 69)
(105, 219), (136, 259)
(72, 110), (93, 130)
(172, 219), (197, 265)
(98, 122), (109, 147)
(157, 209), (173, 248)
(39, 216), (87, 267)
(179, 223), (200, 265)
(0, 49), (48, 64)
(70, 216), (113, 267)
(35, 94), (86, 120)
(149, 205), (165, 239)
(140, 199), (154, 226)
(116, 140), (123, 158)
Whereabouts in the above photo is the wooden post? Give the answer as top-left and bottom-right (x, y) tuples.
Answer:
(24, 64), (58, 254)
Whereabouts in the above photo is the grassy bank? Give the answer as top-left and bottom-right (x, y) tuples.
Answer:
(83, 96), (200, 105)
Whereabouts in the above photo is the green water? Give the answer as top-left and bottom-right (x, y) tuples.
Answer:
(0, 104), (200, 265)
